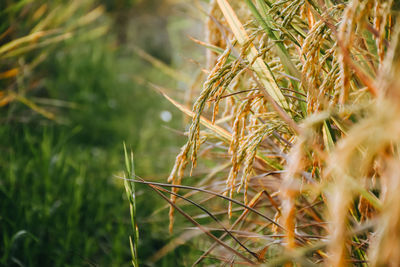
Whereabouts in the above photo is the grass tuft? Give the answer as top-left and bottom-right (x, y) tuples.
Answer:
(123, 143), (139, 267)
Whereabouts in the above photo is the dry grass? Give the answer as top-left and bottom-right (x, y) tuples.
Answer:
(134, 0), (400, 265)
(0, 0), (106, 122)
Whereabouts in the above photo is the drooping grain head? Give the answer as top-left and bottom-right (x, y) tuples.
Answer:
(162, 0), (400, 265)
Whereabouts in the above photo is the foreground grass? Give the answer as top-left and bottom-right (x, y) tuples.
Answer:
(1, 126), (131, 266)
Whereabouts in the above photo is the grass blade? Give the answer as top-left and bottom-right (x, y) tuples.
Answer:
(216, 0), (289, 110)
(123, 144), (139, 267)
(142, 181), (258, 265)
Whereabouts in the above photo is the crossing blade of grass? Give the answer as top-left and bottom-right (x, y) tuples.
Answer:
(121, 177), (308, 247)
(148, 182), (259, 260)
(137, 178), (258, 265)
(216, 0), (289, 110)
(192, 190), (264, 266)
(123, 144), (139, 267)
(117, 176), (285, 231)
(264, 221), (376, 266)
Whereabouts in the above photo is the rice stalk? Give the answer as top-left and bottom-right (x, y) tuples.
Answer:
(135, 0), (400, 265)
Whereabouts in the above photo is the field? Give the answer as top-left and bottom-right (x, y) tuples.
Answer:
(2, 0), (400, 266)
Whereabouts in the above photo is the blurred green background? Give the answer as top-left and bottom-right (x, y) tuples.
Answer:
(0, 0), (203, 266)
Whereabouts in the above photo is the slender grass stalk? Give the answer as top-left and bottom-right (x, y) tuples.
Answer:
(123, 144), (139, 267)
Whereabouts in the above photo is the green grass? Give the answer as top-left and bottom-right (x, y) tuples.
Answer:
(0, 126), (131, 266)
(0, 0), (194, 266)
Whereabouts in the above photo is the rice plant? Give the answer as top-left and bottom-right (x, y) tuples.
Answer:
(133, 0), (400, 265)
